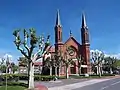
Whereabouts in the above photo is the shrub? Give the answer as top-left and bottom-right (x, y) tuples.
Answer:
(0, 74), (66, 81)
(0, 82), (28, 88)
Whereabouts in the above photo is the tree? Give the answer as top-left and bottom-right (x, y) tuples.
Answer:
(76, 55), (84, 76)
(18, 57), (28, 66)
(0, 58), (4, 65)
(0, 65), (6, 73)
(11, 62), (18, 73)
(103, 56), (117, 74)
(113, 60), (120, 69)
(53, 49), (63, 76)
(43, 53), (52, 75)
(63, 48), (75, 79)
(0, 58), (5, 73)
(13, 28), (51, 89)
(91, 49), (104, 77)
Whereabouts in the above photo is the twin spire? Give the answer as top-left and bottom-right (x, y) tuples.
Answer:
(56, 9), (61, 26)
(82, 12), (87, 28)
(55, 10), (87, 28)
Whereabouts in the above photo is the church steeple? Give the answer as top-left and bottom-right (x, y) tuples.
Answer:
(54, 9), (63, 57)
(82, 12), (87, 28)
(56, 9), (61, 27)
(81, 12), (90, 74)
(81, 12), (89, 45)
(55, 9), (62, 44)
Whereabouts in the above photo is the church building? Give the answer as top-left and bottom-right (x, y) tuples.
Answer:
(48, 10), (91, 75)
(19, 10), (91, 76)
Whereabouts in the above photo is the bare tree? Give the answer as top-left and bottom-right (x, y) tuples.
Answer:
(63, 51), (75, 79)
(91, 50), (104, 77)
(13, 28), (51, 89)
(53, 49), (63, 77)
(76, 55), (84, 76)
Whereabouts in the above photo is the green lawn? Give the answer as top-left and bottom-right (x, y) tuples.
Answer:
(0, 86), (26, 90)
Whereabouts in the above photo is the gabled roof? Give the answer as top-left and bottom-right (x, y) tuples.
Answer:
(64, 36), (81, 47)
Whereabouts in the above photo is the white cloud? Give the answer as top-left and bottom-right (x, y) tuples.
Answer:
(90, 50), (120, 59)
(0, 53), (20, 65)
(104, 53), (120, 59)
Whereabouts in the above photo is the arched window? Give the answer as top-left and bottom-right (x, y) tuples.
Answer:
(86, 32), (89, 43)
(58, 31), (61, 40)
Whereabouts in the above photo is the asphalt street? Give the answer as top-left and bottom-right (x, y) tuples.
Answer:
(35, 78), (88, 88)
(73, 78), (120, 90)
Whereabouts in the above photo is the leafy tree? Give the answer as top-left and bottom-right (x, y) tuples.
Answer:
(11, 62), (18, 73)
(0, 58), (4, 65)
(13, 28), (51, 89)
(103, 56), (117, 73)
(113, 60), (120, 68)
(18, 57), (28, 67)
(0, 58), (5, 73)
(0, 65), (6, 73)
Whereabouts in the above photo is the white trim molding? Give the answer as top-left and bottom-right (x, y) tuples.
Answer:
(81, 65), (88, 68)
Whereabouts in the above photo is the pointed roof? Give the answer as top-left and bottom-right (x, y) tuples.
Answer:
(82, 12), (87, 28)
(56, 9), (61, 26)
(64, 36), (81, 47)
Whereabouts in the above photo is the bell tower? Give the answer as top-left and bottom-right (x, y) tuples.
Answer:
(54, 10), (63, 54)
(81, 12), (90, 74)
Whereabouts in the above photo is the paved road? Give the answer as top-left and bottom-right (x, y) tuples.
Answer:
(35, 78), (88, 88)
(73, 77), (120, 90)
(20, 77), (120, 90)
(48, 77), (120, 90)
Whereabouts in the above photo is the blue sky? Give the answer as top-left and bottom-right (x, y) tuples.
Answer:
(0, 0), (120, 62)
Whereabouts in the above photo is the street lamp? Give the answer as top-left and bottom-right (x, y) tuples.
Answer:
(4, 54), (12, 90)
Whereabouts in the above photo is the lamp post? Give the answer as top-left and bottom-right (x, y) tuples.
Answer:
(5, 55), (10, 90)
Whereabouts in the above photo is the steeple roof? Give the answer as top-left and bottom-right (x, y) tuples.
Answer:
(82, 12), (87, 28)
(56, 9), (61, 26)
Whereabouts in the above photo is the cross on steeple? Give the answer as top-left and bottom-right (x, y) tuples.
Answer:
(70, 29), (72, 37)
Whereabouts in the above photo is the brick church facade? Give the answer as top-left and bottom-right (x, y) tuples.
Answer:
(48, 10), (91, 75)
(19, 10), (91, 75)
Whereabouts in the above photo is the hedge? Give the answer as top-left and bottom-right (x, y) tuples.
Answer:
(0, 74), (66, 81)
(0, 82), (28, 88)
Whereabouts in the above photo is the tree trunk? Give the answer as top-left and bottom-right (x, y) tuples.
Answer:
(55, 67), (57, 76)
(27, 61), (30, 86)
(98, 64), (101, 77)
(110, 68), (113, 74)
(78, 66), (81, 76)
(66, 66), (69, 79)
(58, 67), (61, 77)
(28, 62), (34, 89)
(96, 66), (99, 75)
(50, 66), (52, 76)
